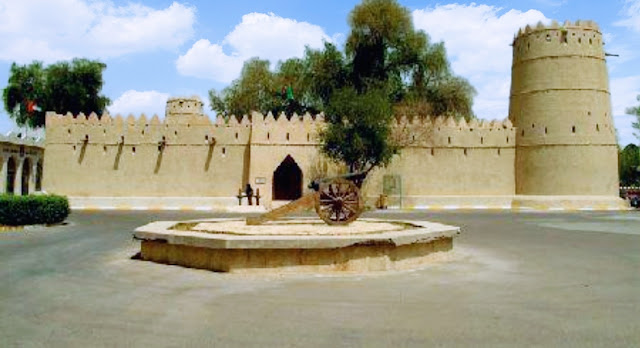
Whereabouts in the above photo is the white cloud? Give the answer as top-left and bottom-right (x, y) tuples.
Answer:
(413, 4), (549, 119)
(109, 90), (170, 117)
(176, 39), (244, 83)
(615, 0), (640, 32)
(176, 12), (332, 83)
(0, 0), (195, 63)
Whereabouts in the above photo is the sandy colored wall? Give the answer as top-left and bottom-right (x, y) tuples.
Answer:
(1, 136), (44, 195)
(364, 117), (516, 206)
(509, 20), (618, 196)
(43, 111), (249, 197)
(43, 19), (624, 207)
(43, 108), (516, 203)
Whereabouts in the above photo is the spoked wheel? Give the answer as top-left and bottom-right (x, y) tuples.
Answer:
(314, 178), (363, 225)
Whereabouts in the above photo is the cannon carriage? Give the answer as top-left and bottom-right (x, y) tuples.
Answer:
(246, 172), (366, 226)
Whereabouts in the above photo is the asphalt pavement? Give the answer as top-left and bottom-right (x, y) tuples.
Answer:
(1, 210), (638, 347)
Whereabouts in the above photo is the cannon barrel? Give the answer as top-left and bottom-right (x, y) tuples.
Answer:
(309, 171), (367, 191)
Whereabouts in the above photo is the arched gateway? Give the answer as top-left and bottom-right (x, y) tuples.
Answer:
(21, 158), (31, 195)
(272, 155), (302, 200)
(6, 157), (16, 194)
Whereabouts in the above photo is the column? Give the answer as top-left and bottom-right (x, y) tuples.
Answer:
(0, 156), (6, 194)
(30, 157), (38, 194)
(15, 157), (23, 195)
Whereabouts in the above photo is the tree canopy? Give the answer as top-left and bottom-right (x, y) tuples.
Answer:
(208, 0), (475, 179)
(628, 94), (640, 141)
(3, 59), (110, 128)
(619, 144), (640, 186)
(209, 1), (474, 121)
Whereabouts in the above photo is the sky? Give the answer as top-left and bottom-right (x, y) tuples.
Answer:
(0, 0), (638, 145)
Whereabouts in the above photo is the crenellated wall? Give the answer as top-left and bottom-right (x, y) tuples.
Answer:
(41, 19), (625, 210)
(366, 116), (516, 205)
(43, 98), (516, 206)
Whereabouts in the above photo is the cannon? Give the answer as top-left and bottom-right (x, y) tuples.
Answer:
(246, 172), (366, 226)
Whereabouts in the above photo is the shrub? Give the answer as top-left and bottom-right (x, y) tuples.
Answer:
(0, 194), (70, 226)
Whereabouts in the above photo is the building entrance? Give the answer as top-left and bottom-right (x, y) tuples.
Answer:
(21, 158), (31, 195)
(6, 157), (16, 194)
(272, 155), (302, 200)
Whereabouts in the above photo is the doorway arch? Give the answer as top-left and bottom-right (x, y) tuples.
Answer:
(272, 155), (302, 200)
(21, 158), (31, 195)
(6, 157), (16, 194)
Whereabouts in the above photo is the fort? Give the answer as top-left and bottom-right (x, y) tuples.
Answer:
(39, 20), (626, 211)
(1, 133), (44, 196)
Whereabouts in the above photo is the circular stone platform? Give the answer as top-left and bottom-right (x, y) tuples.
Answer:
(133, 218), (460, 274)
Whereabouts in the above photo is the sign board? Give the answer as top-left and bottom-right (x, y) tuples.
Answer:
(383, 175), (401, 195)
(255, 177), (267, 185)
(383, 175), (402, 208)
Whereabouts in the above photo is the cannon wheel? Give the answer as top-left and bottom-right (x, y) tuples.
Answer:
(314, 178), (363, 225)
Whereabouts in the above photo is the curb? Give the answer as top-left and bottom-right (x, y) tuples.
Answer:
(71, 205), (631, 212)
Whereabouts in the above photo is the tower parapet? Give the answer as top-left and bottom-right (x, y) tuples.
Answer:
(510, 20), (618, 196)
(165, 96), (205, 124)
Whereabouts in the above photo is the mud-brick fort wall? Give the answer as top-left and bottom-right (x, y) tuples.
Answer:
(366, 117), (515, 205)
(42, 98), (330, 203)
(44, 98), (251, 198)
(43, 97), (516, 205)
(510, 20), (618, 196)
(42, 19), (622, 208)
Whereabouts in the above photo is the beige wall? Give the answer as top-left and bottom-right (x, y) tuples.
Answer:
(42, 21), (622, 205)
(43, 106), (516, 203)
(510, 20), (618, 196)
(1, 136), (44, 195)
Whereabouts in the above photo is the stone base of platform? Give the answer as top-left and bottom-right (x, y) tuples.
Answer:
(134, 218), (460, 274)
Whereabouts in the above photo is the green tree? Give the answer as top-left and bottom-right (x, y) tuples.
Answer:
(619, 144), (640, 186)
(3, 59), (110, 128)
(209, 0), (475, 182)
(318, 0), (473, 180)
(628, 94), (640, 141)
(320, 87), (398, 179)
(305, 43), (349, 108)
(347, 0), (429, 90)
(346, 0), (475, 119)
(209, 58), (275, 118)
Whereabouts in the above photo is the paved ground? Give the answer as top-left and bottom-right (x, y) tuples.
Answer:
(1, 210), (639, 347)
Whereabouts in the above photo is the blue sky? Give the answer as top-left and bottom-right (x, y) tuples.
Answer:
(0, 0), (639, 145)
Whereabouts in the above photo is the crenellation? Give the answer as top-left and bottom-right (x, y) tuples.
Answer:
(265, 112), (276, 123)
(43, 21), (622, 209)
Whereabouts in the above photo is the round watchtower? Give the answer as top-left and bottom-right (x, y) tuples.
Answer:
(165, 96), (204, 118)
(509, 20), (618, 196)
